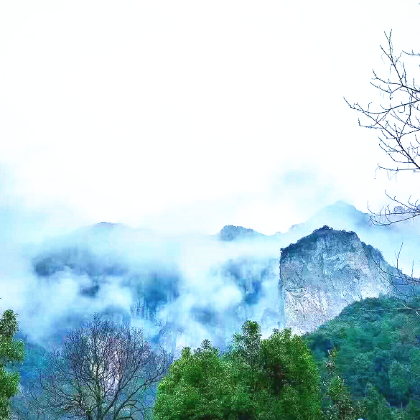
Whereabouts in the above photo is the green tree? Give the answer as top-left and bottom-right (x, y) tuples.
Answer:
(223, 321), (268, 420)
(323, 349), (365, 420)
(0, 307), (25, 420)
(400, 399), (420, 419)
(153, 339), (233, 420)
(363, 383), (394, 420)
(305, 296), (420, 409)
(154, 321), (323, 420)
(258, 328), (322, 420)
(224, 322), (323, 419)
(389, 361), (411, 403)
(223, 320), (264, 419)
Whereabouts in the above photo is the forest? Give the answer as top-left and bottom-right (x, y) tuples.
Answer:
(1, 295), (420, 419)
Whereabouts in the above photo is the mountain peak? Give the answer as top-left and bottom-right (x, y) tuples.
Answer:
(219, 225), (265, 242)
(280, 225), (357, 255)
(279, 225), (398, 334)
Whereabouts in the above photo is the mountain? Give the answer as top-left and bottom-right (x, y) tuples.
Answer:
(3, 199), (417, 369)
(218, 225), (267, 241)
(7, 206), (420, 419)
(21, 208), (412, 357)
(282, 201), (371, 238)
(218, 200), (420, 247)
(275, 200), (420, 280)
(26, 221), (282, 354)
(279, 225), (403, 334)
(30, 222), (182, 353)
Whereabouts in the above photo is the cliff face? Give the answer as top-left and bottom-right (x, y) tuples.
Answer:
(279, 225), (400, 334)
(26, 219), (409, 358)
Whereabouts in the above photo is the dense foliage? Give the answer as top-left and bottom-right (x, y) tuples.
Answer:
(304, 296), (420, 419)
(153, 321), (324, 420)
(281, 225), (354, 252)
(0, 308), (25, 419)
(7, 296), (420, 419)
(322, 349), (366, 420)
(9, 320), (360, 420)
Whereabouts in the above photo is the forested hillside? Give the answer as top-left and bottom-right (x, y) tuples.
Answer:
(6, 296), (420, 419)
(305, 296), (420, 419)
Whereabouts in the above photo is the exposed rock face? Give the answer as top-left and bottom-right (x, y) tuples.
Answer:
(25, 216), (413, 359)
(279, 225), (401, 334)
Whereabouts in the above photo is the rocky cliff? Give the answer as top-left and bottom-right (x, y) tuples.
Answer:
(279, 225), (402, 334)
(23, 217), (413, 357)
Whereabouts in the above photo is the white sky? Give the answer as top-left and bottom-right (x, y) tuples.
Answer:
(1, 0), (420, 237)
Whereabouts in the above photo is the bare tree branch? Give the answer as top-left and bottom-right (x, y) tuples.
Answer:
(367, 243), (420, 315)
(25, 313), (172, 420)
(344, 30), (420, 226)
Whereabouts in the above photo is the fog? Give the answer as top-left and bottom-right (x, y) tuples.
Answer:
(0, 212), (281, 356)
(1, 198), (420, 360)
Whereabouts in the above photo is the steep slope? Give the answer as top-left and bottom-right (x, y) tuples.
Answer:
(304, 295), (420, 414)
(279, 201), (420, 278)
(279, 225), (402, 334)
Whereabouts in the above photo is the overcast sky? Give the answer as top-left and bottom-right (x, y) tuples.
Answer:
(1, 1), (420, 238)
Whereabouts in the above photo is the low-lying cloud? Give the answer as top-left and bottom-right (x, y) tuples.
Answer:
(1, 197), (420, 361)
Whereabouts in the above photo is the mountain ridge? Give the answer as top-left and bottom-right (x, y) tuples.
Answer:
(21, 203), (413, 358)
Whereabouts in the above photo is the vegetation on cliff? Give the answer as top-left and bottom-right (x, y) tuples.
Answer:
(280, 226), (361, 260)
(304, 296), (420, 419)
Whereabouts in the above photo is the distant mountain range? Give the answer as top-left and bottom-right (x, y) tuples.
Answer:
(8, 200), (413, 357)
(7, 199), (420, 417)
(219, 200), (419, 242)
(218, 201), (372, 242)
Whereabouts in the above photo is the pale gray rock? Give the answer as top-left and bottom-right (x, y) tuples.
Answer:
(279, 225), (402, 334)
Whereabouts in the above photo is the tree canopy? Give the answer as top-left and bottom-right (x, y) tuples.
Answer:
(0, 307), (25, 420)
(153, 321), (323, 420)
(304, 296), (420, 418)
